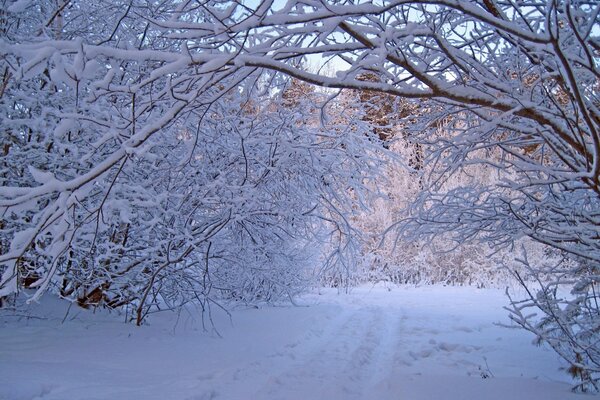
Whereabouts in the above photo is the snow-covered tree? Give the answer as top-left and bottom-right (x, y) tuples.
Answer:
(0, 1), (384, 324)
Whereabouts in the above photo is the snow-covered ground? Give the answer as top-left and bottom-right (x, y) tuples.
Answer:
(0, 285), (588, 400)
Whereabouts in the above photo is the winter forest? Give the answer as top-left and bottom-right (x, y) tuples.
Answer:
(1, 0), (599, 398)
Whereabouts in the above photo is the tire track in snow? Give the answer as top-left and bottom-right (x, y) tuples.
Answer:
(255, 305), (393, 399)
(199, 307), (357, 399)
(361, 306), (404, 394)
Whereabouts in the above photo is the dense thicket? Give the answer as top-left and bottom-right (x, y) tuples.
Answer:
(0, 1), (386, 325)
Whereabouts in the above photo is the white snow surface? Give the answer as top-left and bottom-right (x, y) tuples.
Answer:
(0, 285), (589, 400)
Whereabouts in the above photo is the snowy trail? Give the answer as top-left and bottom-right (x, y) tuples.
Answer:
(252, 307), (391, 399)
(0, 285), (586, 400)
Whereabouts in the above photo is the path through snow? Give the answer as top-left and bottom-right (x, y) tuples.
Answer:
(0, 285), (586, 399)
